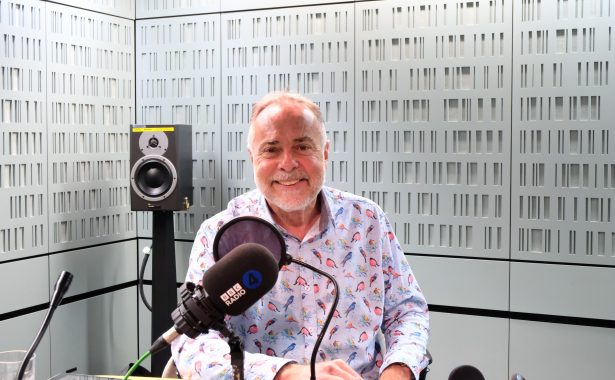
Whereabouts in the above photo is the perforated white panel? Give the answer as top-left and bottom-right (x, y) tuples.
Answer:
(0, 0), (47, 259)
(221, 0), (354, 12)
(136, 15), (221, 238)
(136, 0), (218, 19)
(54, 0), (135, 19)
(46, 3), (135, 251)
(356, 1), (512, 258)
(511, 0), (615, 265)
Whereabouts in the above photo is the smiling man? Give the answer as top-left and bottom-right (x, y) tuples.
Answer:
(249, 94), (328, 240)
(172, 92), (430, 380)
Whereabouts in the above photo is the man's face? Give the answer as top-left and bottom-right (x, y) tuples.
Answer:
(249, 103), (329, 214)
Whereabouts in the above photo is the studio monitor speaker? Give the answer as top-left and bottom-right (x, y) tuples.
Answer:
(130, 124), (192, 211)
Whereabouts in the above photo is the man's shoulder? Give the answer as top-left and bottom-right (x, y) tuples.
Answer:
(323, 186), (384, 211)
(226, 188), (263, 212)
(197, 189), (264, 232)
(197, 208), (232, 234)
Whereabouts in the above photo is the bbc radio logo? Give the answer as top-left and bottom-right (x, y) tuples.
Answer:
(220, 283), (247, 306)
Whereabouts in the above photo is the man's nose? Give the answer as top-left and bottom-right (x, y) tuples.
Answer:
(278, 150), (298, 171)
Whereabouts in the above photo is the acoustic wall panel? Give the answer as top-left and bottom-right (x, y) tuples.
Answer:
(0, 311), (51, 380)
(510, 262), (615, 320)
(510, 320), (615, 379)
(1, 2), (138, 378)
(511, 0), (615, 265)
(355, 1), (512, 258)
(427, 311), (509, 379)
(136, 15), (221, 239)
(0, 255), (48, 314)
(0, 0), (48, 260)
(53, 0), (135, 20)
(410, 255), (509, 310)
(49, 241), (137, 298)
(221, 4), (355, 206)
(136, 0), (219, 19)
(50, 288), (138, 376)
(46, 3), (136, 251)
(46, 243), (137, 377)
(222, 0), (354, 13)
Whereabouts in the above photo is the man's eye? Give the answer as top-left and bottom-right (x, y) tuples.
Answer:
(297, 144), (311, 151)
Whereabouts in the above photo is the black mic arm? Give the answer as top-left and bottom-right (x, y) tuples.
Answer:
(289, 258), (339, 380)
(18, 271), (73, 380)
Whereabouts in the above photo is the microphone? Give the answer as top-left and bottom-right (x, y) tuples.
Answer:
(211, 215), (338, 380)
(18, 271), (73, 380)
(150, 242), (279, 354)
(448, 364), (485, 380)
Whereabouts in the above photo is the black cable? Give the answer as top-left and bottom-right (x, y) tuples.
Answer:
(290, 258), (339, 380)
(139, 250), (152, 312)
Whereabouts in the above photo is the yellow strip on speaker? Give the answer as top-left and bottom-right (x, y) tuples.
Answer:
(132, 127), (175, 132)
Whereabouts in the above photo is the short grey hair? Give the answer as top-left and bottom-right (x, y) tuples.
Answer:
(247, 91), (327, 150)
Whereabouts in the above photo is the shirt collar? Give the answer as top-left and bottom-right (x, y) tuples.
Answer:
(256, 187), (335, 241)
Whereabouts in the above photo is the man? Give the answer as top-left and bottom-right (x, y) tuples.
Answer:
(172, 92), (430, 379)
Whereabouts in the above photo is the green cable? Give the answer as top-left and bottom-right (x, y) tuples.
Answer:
(123, 351), (152, 380)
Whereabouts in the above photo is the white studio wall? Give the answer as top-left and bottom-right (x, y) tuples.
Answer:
(0, 0), (613, 379)
(0, 0), (138, 378)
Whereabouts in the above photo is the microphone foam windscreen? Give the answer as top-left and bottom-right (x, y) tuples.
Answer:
(448, 365), (485, 380)
(202, 242), (279, 316)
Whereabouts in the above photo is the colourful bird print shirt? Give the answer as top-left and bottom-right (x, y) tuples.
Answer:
(171, 187), (430, 380)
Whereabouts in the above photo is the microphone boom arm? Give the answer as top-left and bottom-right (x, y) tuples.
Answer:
(289, 258), (339, 380)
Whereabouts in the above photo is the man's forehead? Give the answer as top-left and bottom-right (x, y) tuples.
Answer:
(255, 105), (318, 133)
(260, 135), (314, 145)
(257, 102), (315, 123)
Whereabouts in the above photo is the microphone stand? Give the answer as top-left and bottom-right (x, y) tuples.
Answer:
(289, 258), (339, 380)
(212, 322), (244, 380)
(151, 210), (177, 375)
(17, 271), (73, 380)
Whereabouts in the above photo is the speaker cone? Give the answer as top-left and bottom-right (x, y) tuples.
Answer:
(130, 156), (178, 202)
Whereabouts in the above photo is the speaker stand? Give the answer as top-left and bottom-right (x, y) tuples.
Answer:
(151, 210), (177, 376)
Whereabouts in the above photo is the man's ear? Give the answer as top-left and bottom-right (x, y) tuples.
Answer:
(323, 140), (330, 162)
(248, 148), (254, 165)
(247, 137), (255, 164)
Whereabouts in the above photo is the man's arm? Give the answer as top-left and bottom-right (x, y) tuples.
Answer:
(378, 213), (430, 380)
(380, 363), (413, 380)
(274, 360), (362, 380)
(172, 331), (293, 380)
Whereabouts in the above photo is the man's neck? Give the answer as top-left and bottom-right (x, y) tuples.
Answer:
(267, 197), (322, 241)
